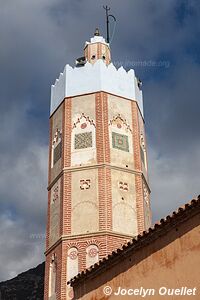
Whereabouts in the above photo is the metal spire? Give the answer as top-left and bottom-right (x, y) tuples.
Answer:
(103, 5), (116, 43)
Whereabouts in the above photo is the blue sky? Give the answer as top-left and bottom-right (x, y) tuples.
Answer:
(0, 0), (200, 281)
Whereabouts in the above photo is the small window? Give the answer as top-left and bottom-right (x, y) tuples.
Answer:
(51, 129), (62, 168)
(67, 247), (78, 281)
(53, 141), (62, 165)
(102, 55), (106, 60)
(86, 245), (99, 268)
(91, 55), (96, 60)
(49, 254), (57, 297)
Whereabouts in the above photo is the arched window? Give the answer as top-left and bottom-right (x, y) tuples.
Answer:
(143, 183), (151, 229)
(49, 254), (57, 298)
(86, 244), (99, 268)
(51, 129), (62, 168)
(140, 134), (147, 170)
(67, 247), (78, 281)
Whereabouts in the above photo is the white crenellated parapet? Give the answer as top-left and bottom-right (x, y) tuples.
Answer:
(50, 60), (144, 117)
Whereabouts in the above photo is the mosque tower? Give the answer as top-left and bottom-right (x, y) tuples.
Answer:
(44, 29), (151, 300)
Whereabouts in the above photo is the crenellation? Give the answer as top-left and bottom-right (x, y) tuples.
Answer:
(50, 60), (144, 116)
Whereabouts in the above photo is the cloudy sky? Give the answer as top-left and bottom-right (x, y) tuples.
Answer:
(0, 0), (200, 281)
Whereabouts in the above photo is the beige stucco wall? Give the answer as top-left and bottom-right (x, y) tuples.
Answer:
(143, 180), (151, 230)
(72, 94), (96, 121)
(138, 109), (148, 180)
(71, 94), (96, 166)
(108, 94), (134, 169)
(51, 104), (63, 181)
(49, 178), (61, 246)
(71, 168), (99, 235)
(111, 169), (137, 236)
(73, 210), (200, 300)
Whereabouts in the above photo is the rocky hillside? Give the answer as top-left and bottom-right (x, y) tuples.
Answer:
(0, 262), (44, 300)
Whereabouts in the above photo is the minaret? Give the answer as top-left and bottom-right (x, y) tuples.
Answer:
(44, 29), (151, 300)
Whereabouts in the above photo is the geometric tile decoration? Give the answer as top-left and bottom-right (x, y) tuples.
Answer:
(80, 179), (91, 190)
(112, 132), (129, 152)
(53, 141), (62, 165)
(81, 122), (87, 129)
(53, 129), (62, 144)
(88, 247), (98, 258)
(74, 132), (92, 149)
(52, 185), (59, 203)
(72, 113), (95, 129)
(109, 114), (132, 132)
(118, 181), (129, 191)
(68, 250), (78, 260)
(52, 129), (62, 167)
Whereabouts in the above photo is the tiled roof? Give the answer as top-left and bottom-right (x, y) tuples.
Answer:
(69, 195), (200, 286)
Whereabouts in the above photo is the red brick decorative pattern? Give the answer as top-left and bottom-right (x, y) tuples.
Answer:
(102, 92), (110, 163)
(61, 98), (72, 236)
(44, 249), (50, 300)
(131, 102), (141, 171)
(95, 92), (104, 163)
(96, 92), (112, 231)
(62, 172), (72, 235)
(106, 168), (112, 230)
(98, 168), (106, 231)
(63, 98), (72, 168)
(135, 174), (145, 233)
(97, 43), (100, 60)
(46, 117), (53, 251)
(44, 244), (62, 300)
(46, 191), (51, 250)
(131, 101), (145, 233)
(45, 233), (130, 299)
(48, 118), (52, 185)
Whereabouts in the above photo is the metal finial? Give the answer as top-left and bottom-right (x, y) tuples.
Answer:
(94, 28), (100, 36)
(103, 5), (116, 43)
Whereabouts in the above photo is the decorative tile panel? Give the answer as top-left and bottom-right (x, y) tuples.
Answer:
(80, 179), (91, 190)
(52, 186), (59, 203)
(88, 247), (98, 258)
(50, 180), (60, 245)
(74, 132), (92, 149)
(112, 132), (129, 152)
(53, 129), (62, 144)
(118, 181), (129, 191)
(53, 142), (62, 165)
(109, 114), (132, 132)
(68, 250), (78, 260)
(72, 113), (95, 129)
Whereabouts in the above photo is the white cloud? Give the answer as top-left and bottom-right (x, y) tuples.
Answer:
(149, 145), (200, 223)
(0, 138), (47, 280)
(0, 212), (45, 280)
